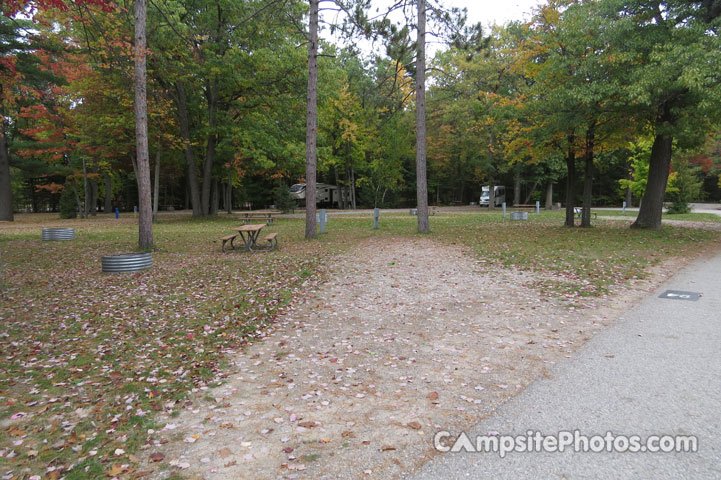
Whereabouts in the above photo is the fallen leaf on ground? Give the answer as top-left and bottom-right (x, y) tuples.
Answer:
(150, 452), (165, 462)
(106, 464), (124, 476)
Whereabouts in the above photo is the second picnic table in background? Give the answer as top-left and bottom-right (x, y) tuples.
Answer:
(239, 212), (275, 225)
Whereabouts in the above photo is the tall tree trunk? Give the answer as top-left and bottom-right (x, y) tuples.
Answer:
(73, 184), (83, 218)
(350, 162), (357, 209)
(545, 181), (553, 209)
(334, 165), (346, 210)
(210, 178), (219, 215)
(581, 126), (595, 228)
(153, 141), (160, 221)
(565, 134), (577, 227)
(632, 132), (673, 229)
(488, 130), (496, 211)
(304, 0), (319, 238)
(523, 181), (538, 205)
(415, 0), (429, 233)
(459, 164), (465, 203)
(104, 172), (112, 213)
(226, 171), (232, 214)
(0, 124), (13, 221)
(202, 79), (218, 215)
(513, 165), (521, 205)
(134, 0), (153, 249)
(89, 177), (98, 216)
(31, 179), (38, 213)
(82, 158), (89, 218)
(220, 182), (226, 211)
(175, 81), (202, 216)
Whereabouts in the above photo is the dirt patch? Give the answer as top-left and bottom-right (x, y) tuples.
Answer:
(145, 237), (688, 479)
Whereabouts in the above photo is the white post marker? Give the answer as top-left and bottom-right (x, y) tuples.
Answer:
(317, 209), (328, 233)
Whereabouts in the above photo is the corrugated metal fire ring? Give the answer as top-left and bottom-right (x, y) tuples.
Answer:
(510, 212), (528, 221)
(42, 228), (75, 241)
(101, 252), (152, 273)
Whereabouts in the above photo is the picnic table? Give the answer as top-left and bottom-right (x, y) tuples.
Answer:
(240, 212), (275, 225)
(220, 224), (279, 252)
(233, 224), (266, 250)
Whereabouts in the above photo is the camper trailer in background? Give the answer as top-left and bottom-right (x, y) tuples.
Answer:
(289, 183), (347, 208)
(480, 185), (506, 207)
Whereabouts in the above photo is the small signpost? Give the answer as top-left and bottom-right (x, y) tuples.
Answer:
(502, 202), (507, 218)
(659, 290), (702, 301)
(622, 201), (627, 215)
(373, 208), (379, 229)
(536, 201), (540, 215)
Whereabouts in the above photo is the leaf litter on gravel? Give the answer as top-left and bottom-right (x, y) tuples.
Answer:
(2, 212), (718, 479)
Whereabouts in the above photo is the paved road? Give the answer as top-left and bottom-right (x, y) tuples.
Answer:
(600, 203), (721, 218)
(408, 246), (721, 480)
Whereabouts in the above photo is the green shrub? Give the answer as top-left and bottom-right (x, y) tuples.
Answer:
(667, 159), (702, 215)
(273, 185), (296, 213)
(59, 183), (78, 219)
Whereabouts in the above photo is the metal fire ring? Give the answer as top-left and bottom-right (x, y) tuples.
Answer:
(101, 252), (153, 273)
(510, 212), (528, 221)
(42, 228), (75, 241)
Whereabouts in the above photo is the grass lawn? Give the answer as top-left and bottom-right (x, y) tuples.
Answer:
(596, 209), (721, 223)
(1, 211), (718, 478)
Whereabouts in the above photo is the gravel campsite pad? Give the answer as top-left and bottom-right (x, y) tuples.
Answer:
(147, 237), (674, 479)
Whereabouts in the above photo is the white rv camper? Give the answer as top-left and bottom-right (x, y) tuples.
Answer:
(289, 183), (346, 208)
(480, 185), (506, 207)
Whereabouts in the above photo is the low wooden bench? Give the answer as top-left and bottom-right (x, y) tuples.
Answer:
(240, 213), (275, 225)
(513, 204), (536, 209)
(248, 232), (279, 252)
(262, 232), (278, 251)
(221, 234), (238, 252)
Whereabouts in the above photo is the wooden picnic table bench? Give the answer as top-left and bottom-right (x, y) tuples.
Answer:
(221, 224), (279, 252)
(239, 212), (275, 225)
(513, 204), (536, 209)
(221, 234), (238, 252)
(262, 232), (279, 251)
